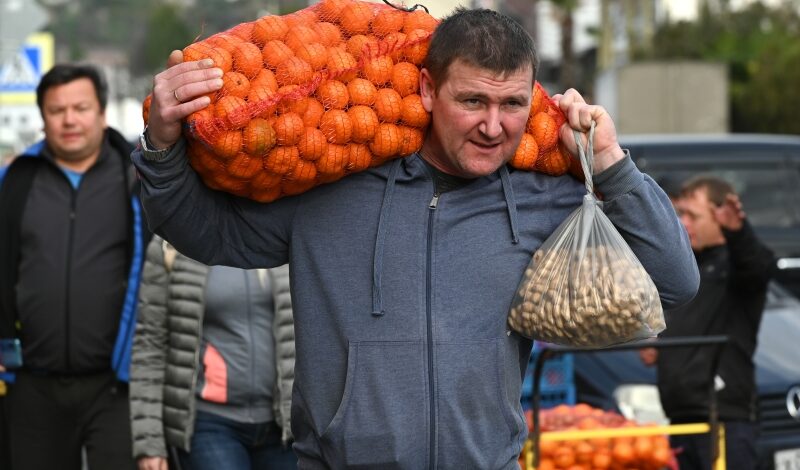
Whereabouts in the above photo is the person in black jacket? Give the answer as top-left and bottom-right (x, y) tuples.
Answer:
(0, 64), (148, 469)
(640, 175), (775, 470)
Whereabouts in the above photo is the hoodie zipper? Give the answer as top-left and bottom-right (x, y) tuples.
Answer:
(426, 187), (440, 469)
(64, 188), (77, 371)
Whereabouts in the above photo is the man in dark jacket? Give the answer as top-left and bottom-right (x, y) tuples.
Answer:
(640, 175), (775, 470)
(0, 64), (147, 469)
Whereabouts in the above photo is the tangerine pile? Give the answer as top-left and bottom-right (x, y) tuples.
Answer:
(522, 404), (676, 470)
(141, 1), (580, 202)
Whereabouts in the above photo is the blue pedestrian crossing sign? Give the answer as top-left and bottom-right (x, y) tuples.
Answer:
(0, 33), (54, 105)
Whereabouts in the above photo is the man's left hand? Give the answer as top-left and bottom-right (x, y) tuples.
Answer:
(552, 89), (625, 174)
(714, 193), (746, 231)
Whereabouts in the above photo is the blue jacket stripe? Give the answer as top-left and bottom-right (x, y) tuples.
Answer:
(111, 194), (145, 382)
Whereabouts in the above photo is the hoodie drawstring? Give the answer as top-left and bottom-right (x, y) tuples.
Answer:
(499, 165), (520, 244)
(372, 158), (402, 316)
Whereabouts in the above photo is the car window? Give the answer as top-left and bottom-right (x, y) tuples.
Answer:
(645, 163), (800, 228)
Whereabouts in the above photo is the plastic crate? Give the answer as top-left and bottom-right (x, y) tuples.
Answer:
(520, 349), (575, 410)
(520, 352), (574, 397)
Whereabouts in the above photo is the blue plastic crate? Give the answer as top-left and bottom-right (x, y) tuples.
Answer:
(520, 351), (574, 398)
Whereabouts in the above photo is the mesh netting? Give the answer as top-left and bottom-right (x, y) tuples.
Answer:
(142, 0), (580, 202)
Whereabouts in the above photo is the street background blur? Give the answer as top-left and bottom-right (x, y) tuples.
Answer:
(2, 0), (800, 164)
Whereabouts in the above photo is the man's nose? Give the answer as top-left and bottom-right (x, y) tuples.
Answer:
(479, 107), (503, 139)
(63, 108), (76, 124)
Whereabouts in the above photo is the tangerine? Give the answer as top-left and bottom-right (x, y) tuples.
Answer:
(214, 95), (250, 128)
(319, 109), (353, 144)
(263, 145), (300, 175)
(371, 8), (405, 36)
(382, 32), (408, 62)
(316, 143), (349, 181)
(209, 129), (243, 160)
(252, 15), (289, 45)
(326, 47), (357, 82)
(273, 112), (305, 146)
(183, 42), (233, 73)
(346, 34), (379, 60)
(229, 22), (254, 42)
(251, 170), (283, 191)
(529, 111), (559, 151)
(340, 2), (374, 35)
(275, 56), (313, 86)
(397, 125), (424, 157)
(402, 29), (430, 65)
(391, 62), (420, 97)
(318, 0), (354, 20)
(262, 40), (294, 69)
(298, 127), (328, 161)
(231, 41), (263, 78)
(536, 144), (571, 176)
(295, 42), (328, 71)
(302, 98), (325, 127)
(250, 68), (279, 94)
(369, 123), (401, 159)
(288, 158), (318, 183)
(347, 78), (378, 106)
(346, 143), (372, 173)
(285, 25), (321, 52)
(316, 80), (349, 110)
(276, 85), (309, 115)
(313, 21), (343, 47)
(402, 9), (438, 33)
(400, 94), (430, 128)
(362, 55), (394, 86)
(226, 152), (263, 179)
(285, 8), (318, 29)
(510, 133), (538, 170)
(221, 71), (250, 99)
(374, 88), (402, 123)
(243, 118), (277, 156)
(348, 105), (379, 143)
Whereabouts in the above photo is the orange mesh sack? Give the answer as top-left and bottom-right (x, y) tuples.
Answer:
(140, 2), (582, 201)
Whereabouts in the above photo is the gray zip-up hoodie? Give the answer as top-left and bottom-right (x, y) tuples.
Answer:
(132, 140), (698, 469)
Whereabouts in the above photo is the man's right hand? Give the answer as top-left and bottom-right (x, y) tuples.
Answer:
(147, 50), (224, 150)
(137, 456), (168, 470)
(639, 347), (658, 366)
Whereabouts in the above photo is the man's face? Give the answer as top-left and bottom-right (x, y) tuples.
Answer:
(41, 77), (106, 165)
(419, 60), (532, 178)
(675, 189), (724, 251)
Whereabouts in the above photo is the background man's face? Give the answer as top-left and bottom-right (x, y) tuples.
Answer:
(676, 188), (724, 251)
(41, 78), (106, 164)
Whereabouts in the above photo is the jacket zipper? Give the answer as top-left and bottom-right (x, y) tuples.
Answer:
(65, 187), (77, 371)
(246, 270), (256, 417)
(426, 188), (440, 469)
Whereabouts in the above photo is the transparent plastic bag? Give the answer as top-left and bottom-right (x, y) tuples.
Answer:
(507, 123), (665, 347)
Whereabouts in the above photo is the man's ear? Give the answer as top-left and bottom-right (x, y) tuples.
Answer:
(419, 68), (434, 112)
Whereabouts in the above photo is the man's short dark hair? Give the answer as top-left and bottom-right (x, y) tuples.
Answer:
(36, 64), (108, 112)
(423, 7), (538, 90)
(682, 175), (735, 206)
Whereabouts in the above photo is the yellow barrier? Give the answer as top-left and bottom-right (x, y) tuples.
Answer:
(524, 423), (726, 470)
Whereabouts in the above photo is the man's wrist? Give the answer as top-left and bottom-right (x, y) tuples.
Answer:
(140, 127), (173, 161)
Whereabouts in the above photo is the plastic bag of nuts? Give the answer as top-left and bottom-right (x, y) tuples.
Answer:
(507, 124), (666, 347)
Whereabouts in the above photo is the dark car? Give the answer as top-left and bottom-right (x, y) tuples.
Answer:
(571, 134), (800, 470)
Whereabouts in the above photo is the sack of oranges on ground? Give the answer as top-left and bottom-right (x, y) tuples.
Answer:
(141, 0), (578, 202)
(521, 403), (678, 470)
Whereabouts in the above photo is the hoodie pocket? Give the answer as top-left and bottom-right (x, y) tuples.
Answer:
(435, 338), (524, 469)
(319, 340), (428, 469)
